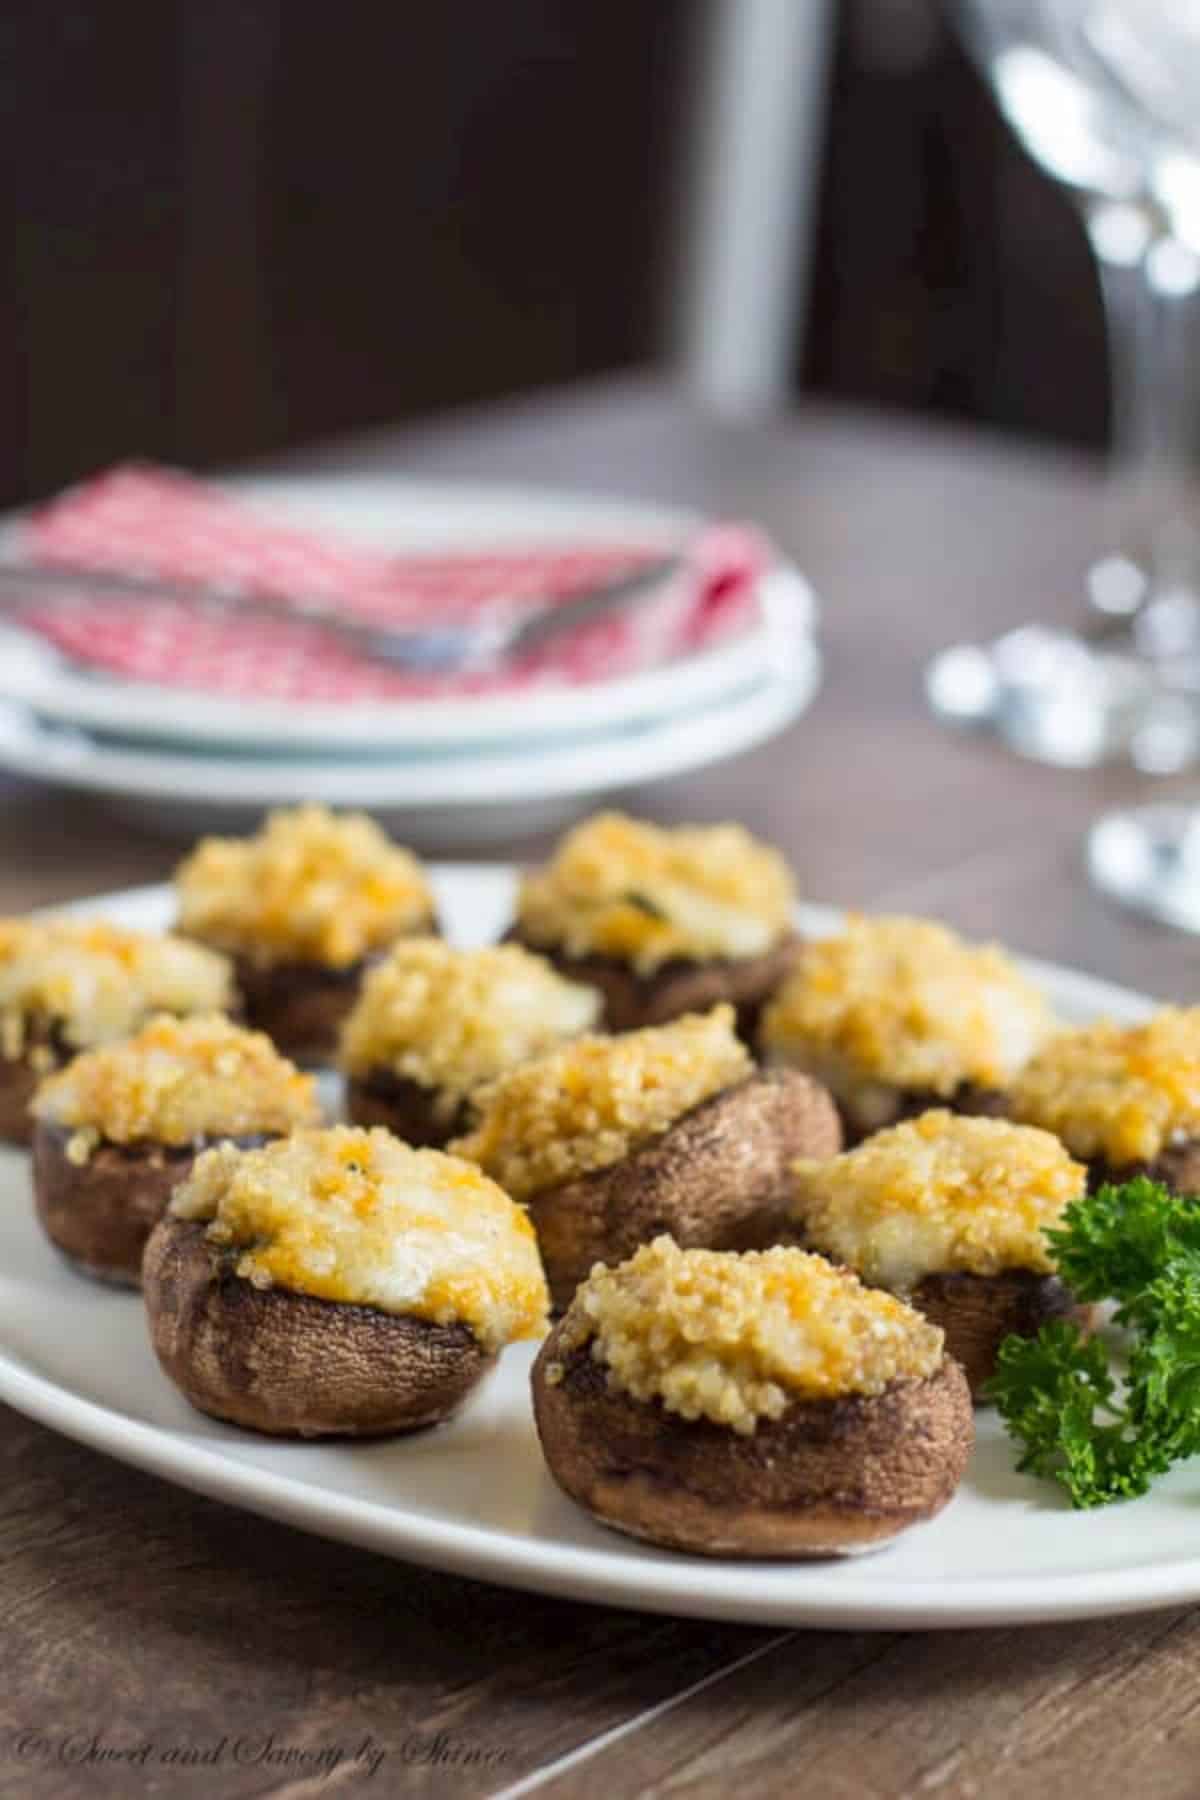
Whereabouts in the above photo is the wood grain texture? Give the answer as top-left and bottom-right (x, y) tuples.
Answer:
(2, 379), (1198, 1796)
(0, 1404), (770, 1799)
(532, 1611), (1200, 1800)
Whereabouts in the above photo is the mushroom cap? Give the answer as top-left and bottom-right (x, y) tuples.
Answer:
(224, 950), (374, 1063)
(528, 1067), (841, 1311)
(508, 928), (800, 1037)
(909, 1269), (1092, 1398)
(33, 1123), (280, 1289)
(1089, 1136), (1200, 1198)
(345, 1071), (469, 1148)
(835, 1081), (1011, 1145)
(532, 1330), (973, 1557)
(0, 1047), (50, 1146)
(33, 1122), (201, 1286)
(143, 1216), (494, 1437)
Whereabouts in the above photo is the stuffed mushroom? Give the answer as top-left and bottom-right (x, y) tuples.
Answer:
(0, 919), (236, 1146)
(532, 1236), (973, 1557)
(1011, 1006), (1200, 1195)
(143, 1125), (549, 1437)
(760, 915), (1056, 1144)
(508, 811), (800, 1038)
(175, 805), (437, 1061)
(341, 939), (599, 1145)
(30, 1013), (319, 1285)
(791, 1110), (1091, 1395)
(450, 1004), (840, 1311)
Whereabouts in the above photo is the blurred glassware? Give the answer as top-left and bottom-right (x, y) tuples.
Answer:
(928, 0), (1200, 769)
(1088, 803), (1200, 931)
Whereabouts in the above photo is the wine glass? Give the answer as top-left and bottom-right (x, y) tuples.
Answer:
(928, 0), (1200, 771)
(1066, 3), (1200, 929)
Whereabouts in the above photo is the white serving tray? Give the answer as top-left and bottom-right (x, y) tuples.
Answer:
(3, 871), (1186, 1631)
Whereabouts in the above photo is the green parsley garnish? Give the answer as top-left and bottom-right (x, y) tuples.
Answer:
(986, 1178), (1200, 1507)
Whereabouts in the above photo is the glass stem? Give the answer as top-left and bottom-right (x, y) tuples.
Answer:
(1084, 199), (1159, 616)
(1142, 238), (1200, 609)
(1086, 202), (1200, 644)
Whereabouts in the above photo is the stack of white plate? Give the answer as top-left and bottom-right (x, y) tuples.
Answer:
(0, 474), (822, 846)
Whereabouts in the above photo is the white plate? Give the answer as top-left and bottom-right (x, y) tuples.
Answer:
(0, 476), (817, 750)
(5, 872), (1196, 1630)
(0, 642), (820, 848)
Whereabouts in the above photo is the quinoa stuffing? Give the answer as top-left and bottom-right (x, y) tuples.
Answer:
(761, 915), (1054, 1109)
(448, 1006), (752, 1201)
(516, 811), (795, 973)
(170, 1126), (549, 1354)
(0, 919), (235, 1059)
(551, 1236), (944, 1434)
(175, 805), (434, 969)
(33, 1013), (319, 1150)
(792, 1110), (1085, 1293)
(1011, 1008), (1200, 1167)
(340, 939), (599, 1114)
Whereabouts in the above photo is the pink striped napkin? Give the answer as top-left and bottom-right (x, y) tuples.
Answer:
(15, 465), (767, 702)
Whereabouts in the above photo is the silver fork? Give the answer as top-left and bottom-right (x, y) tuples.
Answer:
(0, 553), (683, 673)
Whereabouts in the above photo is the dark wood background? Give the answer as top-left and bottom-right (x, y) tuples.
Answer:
(0, 0), (691, 503)
(0, 0), (1107, 510)
(804, 0), (1107, 445)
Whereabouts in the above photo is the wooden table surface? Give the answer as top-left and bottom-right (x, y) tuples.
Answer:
(3, 377), (1199, 1800)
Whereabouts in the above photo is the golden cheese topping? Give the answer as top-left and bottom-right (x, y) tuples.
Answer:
(33, 1013), (319, 1148)
(175, 805), (434, 969)
(449, 1005), (751, 1202)
(761, 915), (1055, 1121)
(1011, 1008), (1200, 1167)
(0, 919), (235, 1060)
(516, 810), (795, 974)
(339, 939), (600, 1114)
(170, 1125), (549, 1353)
(792, 1111), (1084, 1292)
(551, 1236), (944, 1434)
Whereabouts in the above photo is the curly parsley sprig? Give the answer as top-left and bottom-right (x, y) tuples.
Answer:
(985, 1178), (1200, 1508)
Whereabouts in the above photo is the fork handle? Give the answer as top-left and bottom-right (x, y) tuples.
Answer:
(504, 556), (682, 657)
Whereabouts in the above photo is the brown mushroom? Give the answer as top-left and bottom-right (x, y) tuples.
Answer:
(32, 1124), (273, 1287)
(345, 1070), (469, 1147)
(1086, 1139), (1200, 1198)
(0, 922), (237, 1145)
(1009, 1011), (1200, 1203)
(523, 1067), (841, 1312)
(339, 939), (598, 1147)
(507, 929), (801, 1041)
(143, 1218), (493, 1436)
(0, 1037), (59, 1147)
(142, 1126), (549, 1438)
(831, 1082), (1011, 1147)
(768, 1069), (1019, 1150)
(760, 916), (1056, 1144)
(174, 806), (439, 1062)
(791, 1112), (1092, 1399)
(908, 1269), (1092, 1396)
(532, 1323), (973, 1558)
(30, 1014), (320, 1285)
(35, 1125), (204, 1286)
(508, 811), (801, 1043)
(227, 951), (381, 1063)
